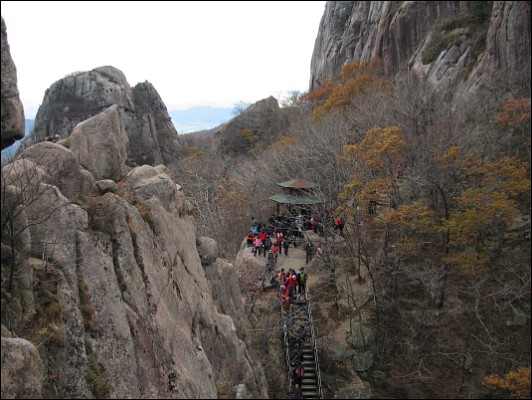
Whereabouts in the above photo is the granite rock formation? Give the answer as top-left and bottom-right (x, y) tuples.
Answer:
(1, 16), (25, 149)
(1, 21), (267, 398)
(310, 1), (531, 98)
(21, 66), (180, 166)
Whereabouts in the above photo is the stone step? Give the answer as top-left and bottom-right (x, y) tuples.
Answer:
(301, 389), (320, 397)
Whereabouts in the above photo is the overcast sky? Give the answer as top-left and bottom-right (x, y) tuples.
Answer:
(2, 1), (326, 118)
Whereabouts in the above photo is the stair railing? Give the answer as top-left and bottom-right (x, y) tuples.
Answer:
(282, 299), (293, 395)
(305, 287), (323, 399)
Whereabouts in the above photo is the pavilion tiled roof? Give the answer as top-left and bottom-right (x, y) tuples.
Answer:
(277, 179), (318, 189)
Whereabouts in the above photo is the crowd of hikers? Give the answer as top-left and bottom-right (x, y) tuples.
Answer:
(247, 211), (345, 252)
(245, 213), (334, 399)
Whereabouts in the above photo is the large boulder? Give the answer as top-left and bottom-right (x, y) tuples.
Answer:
(197, 236), (219, 266)
(130, 81), (180, 166)
(1, 17), (25, 149)
(68, 104), (129, 181)
(125, 164), (190, 217)
(1, 337), (44, 399)
(14, 141), (95, 201)
(30, 66), (134, 142)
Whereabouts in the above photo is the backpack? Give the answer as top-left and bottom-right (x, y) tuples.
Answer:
(299, 272), (307, 282)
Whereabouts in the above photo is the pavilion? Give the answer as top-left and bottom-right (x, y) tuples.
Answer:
(268, 178), (320, 218)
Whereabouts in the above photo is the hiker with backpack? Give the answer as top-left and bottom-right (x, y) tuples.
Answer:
(266, 250), (275, 272)
(297, 267), (307, 294)
(253, 236), (262, 256)
(283, 238), (290, 256)
(284, 270), (298, 299)
(289, 361), (304, 399)
(305, 240), (314, 264)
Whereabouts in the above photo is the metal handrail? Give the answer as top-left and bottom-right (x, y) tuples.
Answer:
(282, 298), (293, 395)
(280, 286), (323, 399)
(305, 288), (323, 399)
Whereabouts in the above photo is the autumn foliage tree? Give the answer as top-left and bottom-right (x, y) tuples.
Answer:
(302, 59), (393, 120)
(482, 366), (531, 399)
(496, 97), (531, 162)
(336, 120), (531, 398)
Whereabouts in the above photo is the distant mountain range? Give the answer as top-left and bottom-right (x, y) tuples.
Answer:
(169, 106), (234, 134)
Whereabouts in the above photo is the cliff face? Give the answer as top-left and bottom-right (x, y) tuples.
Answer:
(310, 1), (531, 97)
(1, 138), (267, 400)
(22, 66), (180, 166)
(1, 16), (25, 149)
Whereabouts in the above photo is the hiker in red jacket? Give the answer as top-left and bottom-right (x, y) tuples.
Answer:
(284, 271), (298, 299)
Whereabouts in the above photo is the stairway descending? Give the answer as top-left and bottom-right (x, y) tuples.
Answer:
(282, 291), (322, 399)
(300, 340), (320, 399)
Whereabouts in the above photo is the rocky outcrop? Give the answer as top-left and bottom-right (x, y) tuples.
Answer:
(68, 104), (129, 182)
(310, 1), (530, 98)
(131, 82), (180, 167)
(1, 150), (268, 398)
(13, 141), (95, 202)
(214, 96), (289, 155)
(1, 17), (25, 149)
(2, 54), (267, 398)
(32, 66), (134, 141)
(468, 1), (531, 93)
(197, 236), (220, 266)
(1, 337), (44, 399)
(21, 66), (180, 166)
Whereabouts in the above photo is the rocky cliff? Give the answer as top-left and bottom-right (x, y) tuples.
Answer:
(1, 17), (24, 150)
(1, 22), (267, 399)
(21, 66), (180, 167)
(1, 137), (268, 399)
(310, 1), (531, 97)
